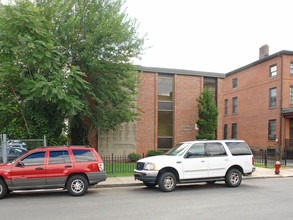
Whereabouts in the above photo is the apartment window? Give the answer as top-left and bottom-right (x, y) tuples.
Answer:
(224, 99), (228, 115)
(204, 77), (217, 103)
(290, 63), (293, 74)
(232, 78), (238, 89)
(232, 97), (238, 114)
(232, 123), (237, 139)
(224, 124), (228, 139)
(268, 120), (276, 140)
(158, 74), (173, 150)
(270, 65), (277, 77)
(290, 86), (293, 105)
(269, 88), (277, 108)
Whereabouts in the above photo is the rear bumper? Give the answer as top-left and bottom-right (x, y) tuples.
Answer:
(245, 166), (256, 176)
(87, 171), (107, 185)
(134, 170), (158, 184)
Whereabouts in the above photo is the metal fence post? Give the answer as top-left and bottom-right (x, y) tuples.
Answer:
(2, 134), (7, 163)
(111, 153), (114, 174)
(44, 135), (47, 147)
(284, 148), (287, 166)
(265, 150), (268, 168)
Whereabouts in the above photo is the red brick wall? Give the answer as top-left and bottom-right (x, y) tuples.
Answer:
(136, 72), (157, 154)
(174, 74), (202, 144)
(220, 56), (282, 148)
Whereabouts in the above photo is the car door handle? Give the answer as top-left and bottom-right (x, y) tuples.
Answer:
(35, 167), (44, 170)
(65, 165), (72, 168)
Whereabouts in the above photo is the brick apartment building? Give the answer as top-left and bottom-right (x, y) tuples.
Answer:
(92, 45), (293, 155)
(219, 45), (293, 152)
(95, 67), (224, 155)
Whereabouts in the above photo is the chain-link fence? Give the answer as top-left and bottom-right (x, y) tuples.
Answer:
(0, 134), (46, 163)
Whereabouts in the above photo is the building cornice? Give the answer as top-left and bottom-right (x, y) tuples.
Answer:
(136, 65), (226, 79)
(226, 50), (293, 76)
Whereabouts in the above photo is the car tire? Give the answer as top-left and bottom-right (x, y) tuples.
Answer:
(143, 182), (157, 188)
(158, 172), (176, 192)
(0, 178), (8, 199)
(225, 168), (242, 187)
(67, 175), (88, 196)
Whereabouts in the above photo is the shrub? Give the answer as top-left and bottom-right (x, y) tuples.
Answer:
(147, 150), (164, 157)
(128, 152), (141, 162)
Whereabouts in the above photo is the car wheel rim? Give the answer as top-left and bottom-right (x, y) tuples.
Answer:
(71, 179), (84, 193)
(0, 184), (2, 194)
(230, 172), (239, 185)
(164, 176), (174, 189)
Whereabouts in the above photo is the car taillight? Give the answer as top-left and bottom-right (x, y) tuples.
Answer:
(252, 156), (254, 165)
(98, 163), (104, 171)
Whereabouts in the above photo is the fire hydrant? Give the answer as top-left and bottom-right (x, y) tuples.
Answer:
(275, 161), (282, 174)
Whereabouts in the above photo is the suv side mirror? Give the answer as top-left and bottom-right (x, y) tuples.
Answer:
(186, 152), (193, 158)
(16, 161), (24, 167)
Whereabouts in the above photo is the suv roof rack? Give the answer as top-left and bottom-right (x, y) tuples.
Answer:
(37, 145), (91, 149)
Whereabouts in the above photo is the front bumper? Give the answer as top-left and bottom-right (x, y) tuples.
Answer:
(134, 170), (159, 184)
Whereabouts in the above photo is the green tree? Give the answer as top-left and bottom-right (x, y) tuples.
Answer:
(0, 1), (87, 143)
(0, 0), (145, 145)
(35, 0), (145, 142)
(196, 89), (219, 140)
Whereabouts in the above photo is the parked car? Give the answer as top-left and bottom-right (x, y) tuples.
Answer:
(134, 140), (255, 192)
(0, 146), (107, 199)
(7, 140), (27, 149)
(0, 146), (28, 163)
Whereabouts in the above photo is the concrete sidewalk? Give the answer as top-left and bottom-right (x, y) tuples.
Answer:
(97, 167), (293, 188)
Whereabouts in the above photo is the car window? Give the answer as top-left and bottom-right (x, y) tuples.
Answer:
(72, 149), (96, 162)
(206, 143), (227, 156)
(225, 142), (252, 156)
(21, 152), (46, 166)
(8, 148), (27, 155)
(186, 143), (206, 157)
(49, 150), (71, 164)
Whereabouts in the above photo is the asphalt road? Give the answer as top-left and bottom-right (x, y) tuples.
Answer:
(1, 178), (293, 220)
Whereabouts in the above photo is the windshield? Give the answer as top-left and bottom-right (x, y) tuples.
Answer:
(165, 143), (190, 156)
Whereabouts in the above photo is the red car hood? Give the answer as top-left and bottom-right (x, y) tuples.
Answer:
(0, 163), (11, 169)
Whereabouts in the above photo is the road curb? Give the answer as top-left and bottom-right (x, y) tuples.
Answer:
(95, 175), (293, 188)
(244, 175), (293, 180)
(97, 183), (143, 188)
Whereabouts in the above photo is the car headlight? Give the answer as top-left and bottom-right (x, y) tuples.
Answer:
(143, 163), (156, 170)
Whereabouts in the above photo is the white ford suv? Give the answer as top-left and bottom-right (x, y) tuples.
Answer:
(134, 140), (255, 192)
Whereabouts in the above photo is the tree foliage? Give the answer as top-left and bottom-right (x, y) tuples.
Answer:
(35, 0), (144, 132)
(196, 89), (219, 140)
(0, 0), (145, 144)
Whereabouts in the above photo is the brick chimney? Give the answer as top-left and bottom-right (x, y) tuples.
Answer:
(259, 44), (269, 59)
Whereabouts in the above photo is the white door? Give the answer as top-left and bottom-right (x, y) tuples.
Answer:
(206, 142), (229, 177)
(182, 143), (209, 179)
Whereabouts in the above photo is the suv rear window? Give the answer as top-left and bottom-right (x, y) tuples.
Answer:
(72, 149), (96, 162)
(206, 143), (227, 156)
(225, 142), (252, 155)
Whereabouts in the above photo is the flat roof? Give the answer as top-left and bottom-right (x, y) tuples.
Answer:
(136, 66), (226, 79)
(227, 50), (293, 76)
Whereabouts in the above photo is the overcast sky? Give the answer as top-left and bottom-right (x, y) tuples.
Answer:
(2, 0), (292, 73)
(125, 0), (293, 73)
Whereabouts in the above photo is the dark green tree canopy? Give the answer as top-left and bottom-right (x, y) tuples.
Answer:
(0, 0), (145, 143)
(196, 89), (219, 140)
(36, 0), (144, 132)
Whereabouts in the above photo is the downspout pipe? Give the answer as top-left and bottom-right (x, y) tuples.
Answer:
(279, 54), (283, 153)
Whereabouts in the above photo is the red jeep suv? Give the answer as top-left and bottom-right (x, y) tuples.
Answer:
(0, 146), (106, 199)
